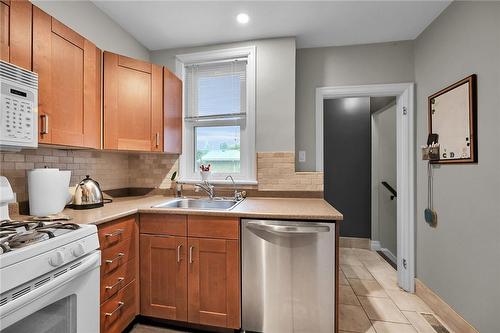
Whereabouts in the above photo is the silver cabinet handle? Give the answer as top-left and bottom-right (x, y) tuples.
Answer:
(105, 277), (124, 291)
(40, 114), (49, 134)
(177, 244), (182, 263)
(189, 246), (194, 264)
(104, 301), (124, 317)
(155, 132), (160, 147)
(105, 252), (125, 264)
(246, 221), (330, 234)
(104, 229), (124, 238)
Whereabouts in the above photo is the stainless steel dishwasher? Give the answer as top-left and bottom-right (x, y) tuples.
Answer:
(242, 219), (335, 333)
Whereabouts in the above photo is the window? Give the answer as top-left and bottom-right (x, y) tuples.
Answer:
(177, 47), (256, 183)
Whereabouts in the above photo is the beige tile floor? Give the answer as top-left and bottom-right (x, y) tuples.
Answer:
(129, 248), (452, 333)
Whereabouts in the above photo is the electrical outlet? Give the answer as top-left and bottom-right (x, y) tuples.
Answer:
(298, 150), (306, 163)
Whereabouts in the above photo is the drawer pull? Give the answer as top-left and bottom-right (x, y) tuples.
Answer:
(105, 253), (125, 264)
(104, 229), (124, 238)
(105, 277), (125, 291)
(177, 244), (182, 263)
(189, 246), (194, 264)
(104, 301), (125, 317)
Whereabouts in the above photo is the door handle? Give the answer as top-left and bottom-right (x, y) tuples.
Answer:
(155, 132), (160, 147)
(40, 114), (49, 134)
(246, 221), (331, 234)
(177, 244), (182, 263)
(189, 246), (194, 264)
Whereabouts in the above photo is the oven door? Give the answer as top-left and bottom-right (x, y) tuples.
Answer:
(0, 251), (100, 333)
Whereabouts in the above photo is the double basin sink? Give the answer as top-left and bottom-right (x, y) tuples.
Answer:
(152, 197), (243, 211)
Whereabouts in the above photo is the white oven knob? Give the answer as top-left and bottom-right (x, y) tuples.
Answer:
(72, 243), (85, 257)
(49, 251), (65, 267)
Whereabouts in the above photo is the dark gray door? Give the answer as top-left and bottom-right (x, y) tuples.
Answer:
(324, 97), (371, 238)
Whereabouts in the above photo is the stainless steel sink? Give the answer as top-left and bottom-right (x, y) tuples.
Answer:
(152, 198), (243, 210)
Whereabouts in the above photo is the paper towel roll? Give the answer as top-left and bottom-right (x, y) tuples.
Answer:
(27, 168), (72, 216)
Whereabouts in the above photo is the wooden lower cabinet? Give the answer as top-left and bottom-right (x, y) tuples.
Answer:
(187, 237), (240, 329)
(139, 214), (241, 330)
(140, 234), (188, 321)
(98, 215), (139, 333)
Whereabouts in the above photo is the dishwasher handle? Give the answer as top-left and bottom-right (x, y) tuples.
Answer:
(246, 221), (330, 234)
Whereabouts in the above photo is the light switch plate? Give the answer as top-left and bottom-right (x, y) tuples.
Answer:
(298, 150), (306, 163)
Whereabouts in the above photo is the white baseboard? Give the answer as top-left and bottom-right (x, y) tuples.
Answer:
(380, 248), (397, 264)
(370, 240), (381, 251)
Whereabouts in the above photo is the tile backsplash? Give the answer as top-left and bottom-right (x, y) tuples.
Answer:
(0, 149), (322, 203)
(0, 148), (178, 202)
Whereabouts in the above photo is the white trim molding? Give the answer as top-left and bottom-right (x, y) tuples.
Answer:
(175, 46), (257, 184)
(315, 83), (415, 293)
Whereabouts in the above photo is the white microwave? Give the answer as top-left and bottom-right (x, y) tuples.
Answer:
(0, 61), (38, 150)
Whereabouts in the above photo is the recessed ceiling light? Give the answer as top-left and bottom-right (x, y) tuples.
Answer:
(236, 13), (250, 24)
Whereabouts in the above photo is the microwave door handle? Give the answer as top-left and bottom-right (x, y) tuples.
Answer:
(0, 251), (100, 316)
(246, 221), (330, 234)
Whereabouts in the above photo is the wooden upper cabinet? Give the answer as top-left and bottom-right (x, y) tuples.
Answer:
(1, 0), (32, 70)
(103, 51), (163, 152)
(187, 237), (240, 329)
(163, 67), (182, 154)
(140, 234), (188, 321)
(32, 7), (101, 148)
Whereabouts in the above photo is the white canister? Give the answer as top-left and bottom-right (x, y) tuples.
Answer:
(27, 168), (72, 216)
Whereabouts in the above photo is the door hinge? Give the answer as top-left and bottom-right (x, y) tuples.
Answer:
(402, 258), (407, 269)
(402, 107), (408, 115)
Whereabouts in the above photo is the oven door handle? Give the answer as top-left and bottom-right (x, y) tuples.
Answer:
(0, 251), (101, 318)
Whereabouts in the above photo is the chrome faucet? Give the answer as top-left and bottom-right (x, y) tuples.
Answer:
(195, 181), (215, 199)
(225, 175), (245, 201)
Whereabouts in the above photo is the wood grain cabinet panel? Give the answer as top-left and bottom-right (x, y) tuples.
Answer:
(1, 0), (32, 70)
(103, 51), (163, 152)
(163, 67), (182, 153)
(140, 234), (188, 321)
(187, 237), (240, 329)
(32, 7), (101, 148)
(100, 280), (137, 333)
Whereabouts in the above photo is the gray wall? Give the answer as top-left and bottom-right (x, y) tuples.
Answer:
(296, 41), (415, 171)
(151, 38), (296, 152)
(373, 103), (397, 258)
(31, 0), (150, 61)
(414, 2), (500, 332)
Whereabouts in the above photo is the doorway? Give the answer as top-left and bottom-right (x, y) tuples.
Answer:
(316, 83), (415, 292)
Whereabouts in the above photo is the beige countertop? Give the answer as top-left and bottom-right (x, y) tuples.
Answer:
(59, 195), (343, 225)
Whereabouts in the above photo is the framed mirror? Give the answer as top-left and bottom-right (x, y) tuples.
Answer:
(428, 74), (477, 164)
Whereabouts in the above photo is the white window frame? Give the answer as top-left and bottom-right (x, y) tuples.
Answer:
(176, 46), (256, 185)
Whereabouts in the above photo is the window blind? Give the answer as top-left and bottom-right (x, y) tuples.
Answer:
(185, 59), (247, 120)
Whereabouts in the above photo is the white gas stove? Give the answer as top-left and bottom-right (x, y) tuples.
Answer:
(0, 176), (101, 333)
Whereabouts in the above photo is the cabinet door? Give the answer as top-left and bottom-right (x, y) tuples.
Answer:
(188, 238), (240, 329)
(151, 64), (163, 152)
(1, 0), (32, 70)
(104, 52), (162, 152)
(33, 7), (101, 148)
(163, 67), (182, 154)
(140, 234), (188, 321)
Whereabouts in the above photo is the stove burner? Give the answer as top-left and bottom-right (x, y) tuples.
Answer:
(0, 220), (81, 254)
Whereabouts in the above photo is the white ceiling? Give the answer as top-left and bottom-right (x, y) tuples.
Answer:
(92, 1), (451, 51)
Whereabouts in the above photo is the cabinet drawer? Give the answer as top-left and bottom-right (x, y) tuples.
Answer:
(100, 280), (136, 333)
(101, 257), (136, 303)
(98, 215), (137, 250)
(140, 214), (186, 236)
(188, 216), (239, 239)
(101, 237), (136, 276)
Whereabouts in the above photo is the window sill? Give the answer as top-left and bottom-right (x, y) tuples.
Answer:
(177, 178), (258, 186)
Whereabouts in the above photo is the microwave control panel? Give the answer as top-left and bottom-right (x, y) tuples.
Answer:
(1, 85), (35, 144)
